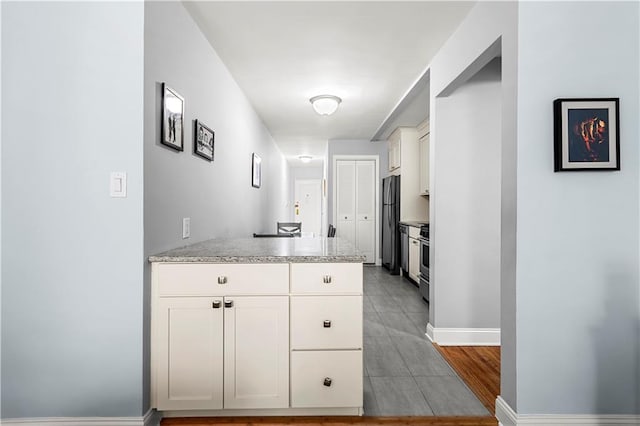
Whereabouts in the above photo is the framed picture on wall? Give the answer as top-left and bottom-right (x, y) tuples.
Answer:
(161, 83), (184, 151)
(252, 153), (261, 188)
(194, 120), (214, 161)
(553, 98), (620, 171)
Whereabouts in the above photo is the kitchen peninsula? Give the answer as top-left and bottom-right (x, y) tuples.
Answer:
(149, 238), (365, 417)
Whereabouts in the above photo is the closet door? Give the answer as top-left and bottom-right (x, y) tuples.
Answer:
(336, 161), (356, 244)
(356, 160), (375, 263)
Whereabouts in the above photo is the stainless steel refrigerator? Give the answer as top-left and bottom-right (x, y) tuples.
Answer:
(382, 175), (400, 274)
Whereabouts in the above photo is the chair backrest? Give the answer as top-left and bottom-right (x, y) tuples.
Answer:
(277, 222), (302, 235)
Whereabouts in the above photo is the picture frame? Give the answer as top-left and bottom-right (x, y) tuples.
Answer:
(161, 83), (184, 151)
(252, 153), (261, 188)
(194, 120), (214, 161)
(553, 98), (620, 171)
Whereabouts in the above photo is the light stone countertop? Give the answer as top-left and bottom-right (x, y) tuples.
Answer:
(400, 220), (429, 228)
(148, 237), (366, 263)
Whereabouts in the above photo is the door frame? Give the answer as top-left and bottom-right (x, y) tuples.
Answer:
(332, 155), (380, 265)
(294, 178), (322, 237)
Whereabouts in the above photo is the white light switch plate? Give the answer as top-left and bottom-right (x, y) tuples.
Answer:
(182, 218), (190, 239)
(110, 172), (127, 197)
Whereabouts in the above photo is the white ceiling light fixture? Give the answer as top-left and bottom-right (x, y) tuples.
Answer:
(298, 155), (313, 163)
(310, 95), (342, 116)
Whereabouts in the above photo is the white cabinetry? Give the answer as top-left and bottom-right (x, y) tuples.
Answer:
(152, 263), (289, 411)
(388, 136), (401, 172)
(417, 119), (430, 196)
(151, 260), (364, 416)
(388, 127), (428, 222)
(156, 297), (223, 410)
(289, 263), (363, 409)
(408, 226), (420, 282)
(336, 160), (376, 263)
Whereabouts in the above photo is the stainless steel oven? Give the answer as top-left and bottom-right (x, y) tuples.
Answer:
(419, 224), (429, 302)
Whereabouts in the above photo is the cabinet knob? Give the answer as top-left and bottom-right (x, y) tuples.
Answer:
(212, 300), (221, 309)
(323, 275), (332, 284)
(364, 216), (368, 219)
(323, 377), (332, 387)
(224, 300), (234, 308)
(218, 276), (228, 285)
(323, 320), (331, 328)
(344, 216), (347, 219)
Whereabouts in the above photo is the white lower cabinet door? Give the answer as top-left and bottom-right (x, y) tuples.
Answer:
(290, 350), (363, 408)
(223, 296), (289, 409)
(156, 297), (223, 410)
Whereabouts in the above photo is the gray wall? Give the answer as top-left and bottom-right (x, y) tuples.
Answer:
(144, 1), (290, 252)
(2, 1), (145, 418)
(516, 1), (639, 415)
(432, 58), (501, 329)
(143, 1), (291, 411)
(327, 139), (388, 261)
(428, 0), (518, 409)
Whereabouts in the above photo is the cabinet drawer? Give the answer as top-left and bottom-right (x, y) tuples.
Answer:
(290, 351), (363, 408)
(155, 263), (289, 296)
(291, 296), (362, 350)
(408, 226), (420, 239)
(290, 263), (362, 294)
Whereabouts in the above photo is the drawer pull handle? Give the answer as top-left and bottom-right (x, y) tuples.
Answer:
(212, 300), (221, 309)
(218, 276), (228, 285)
(323, 320), (331, 328)
(224, 300), (234, 308)
(323, 275), (332, 284)
(323, 377), (332, 387)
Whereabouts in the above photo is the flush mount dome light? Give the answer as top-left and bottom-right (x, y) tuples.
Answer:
(299, 155), (313, 163)
(310, 95), (342, 116)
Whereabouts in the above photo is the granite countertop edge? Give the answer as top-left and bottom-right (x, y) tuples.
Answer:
(148, 255), (366, 263)
(148, 237), (366, 264)
(400, 220), (429, 227)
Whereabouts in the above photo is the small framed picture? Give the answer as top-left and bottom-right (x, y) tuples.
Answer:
(161, 83), (184, 151)
(252, 153), (261, 188)
(194, 120), (214, 161)
(553, 98), (620, 171)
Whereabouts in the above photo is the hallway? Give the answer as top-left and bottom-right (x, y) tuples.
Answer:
(363, 266), (489, 416)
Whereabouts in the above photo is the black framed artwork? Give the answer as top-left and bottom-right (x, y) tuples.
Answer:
(194, 120), (214, 161)
(161, 83), (184, 151)
(553, 98), (620, 171)
(252, 153), (261, 188)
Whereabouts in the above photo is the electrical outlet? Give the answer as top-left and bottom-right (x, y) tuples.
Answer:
(182, 218), (190, 239)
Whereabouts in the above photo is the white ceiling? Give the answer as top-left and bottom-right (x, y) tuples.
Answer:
(183, 1), (475, 166)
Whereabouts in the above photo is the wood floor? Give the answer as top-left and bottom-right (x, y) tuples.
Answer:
(161, 416), (497, 425)
(432, 345), (501, 416)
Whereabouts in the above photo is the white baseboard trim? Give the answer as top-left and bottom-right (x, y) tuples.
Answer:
(143, 409), (160, 426)
(1, 410), (159, 426)
(426, 323), (500, 346)
(496, 396), (640, 425)
(496, 396), (518, 426)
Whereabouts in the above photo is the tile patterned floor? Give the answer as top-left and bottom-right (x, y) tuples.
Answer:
(362, 266), (488, 417)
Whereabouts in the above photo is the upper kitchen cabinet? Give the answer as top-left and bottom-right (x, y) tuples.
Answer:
(387, 127), (428, 222)
(417, 119), (430, 196)
(388, 134), (401, 172)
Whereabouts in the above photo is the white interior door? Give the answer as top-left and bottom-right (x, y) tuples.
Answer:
(356, 160), (375, 263)
(294, 179), (322, 237)
(336, 161), (356, 244)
